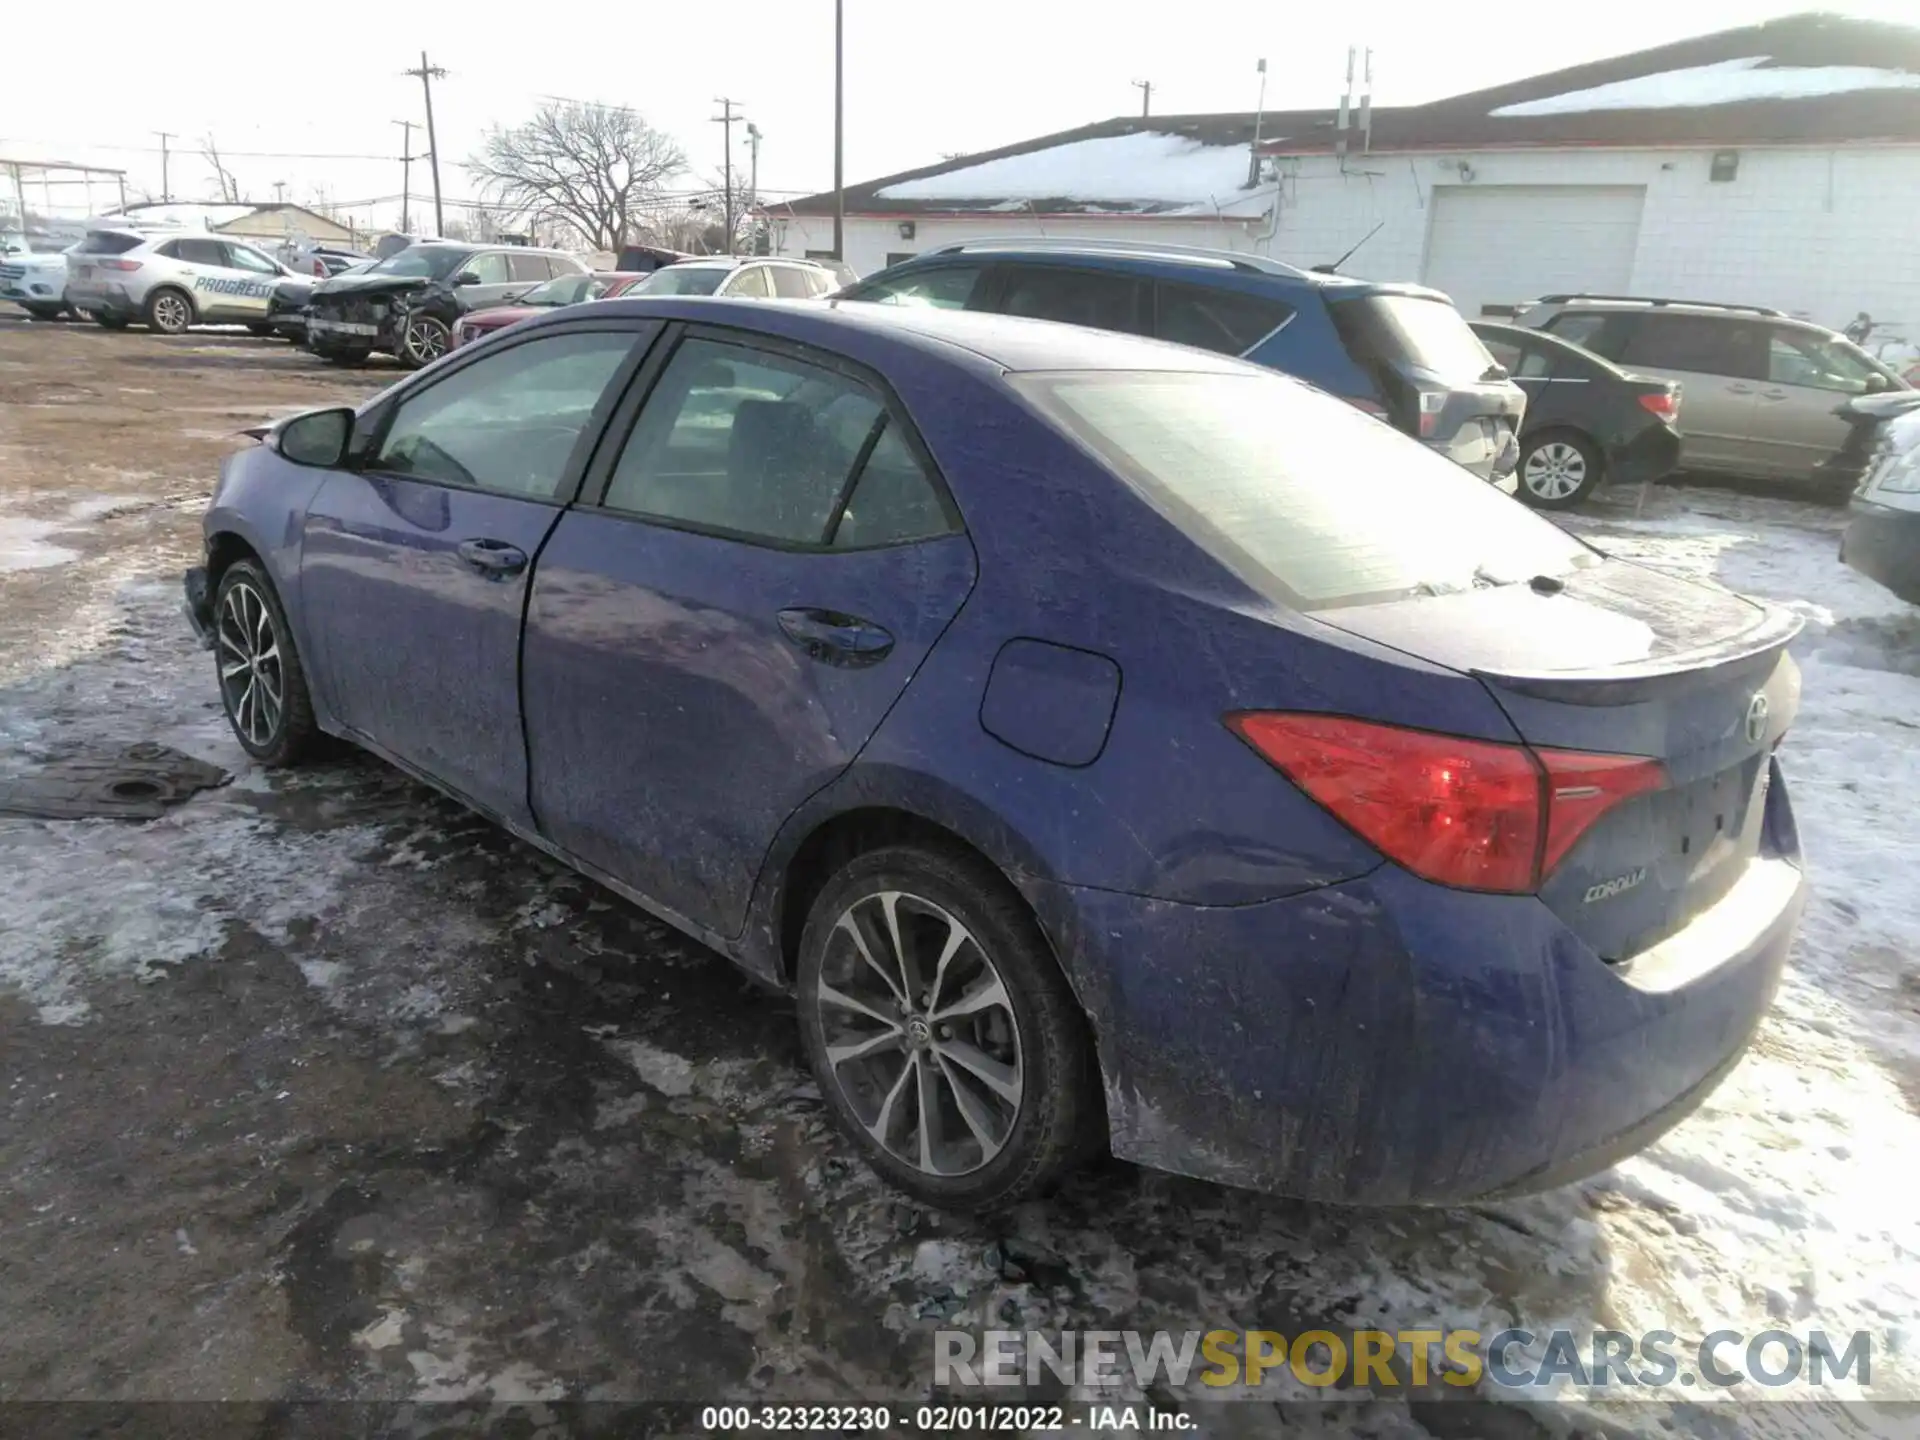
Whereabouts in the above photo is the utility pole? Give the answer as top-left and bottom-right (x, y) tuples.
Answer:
(393, 119), (418, 233)
(712, 96), (742, 253)
(154, 132), (174, 202)
(832, 0), (844, 261)
(745, 122), (762, 253)
(1133, 78), (1153, 117)
(273, 180), (287, 205)
(407, 52), (448, 238)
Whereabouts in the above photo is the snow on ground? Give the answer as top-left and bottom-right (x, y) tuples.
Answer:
(1490, 56), (1920, 117)
(2, 484), (1918, 1425)
(876, 131), (1264, 213)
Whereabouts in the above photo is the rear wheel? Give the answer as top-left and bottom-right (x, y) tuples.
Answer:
(795, 842), (1101, 1211)
(398, 314), (451, 368)
(1517, 430), (1602, 509)
(213, 560), (321, 767)
(144, 287), (194, 335)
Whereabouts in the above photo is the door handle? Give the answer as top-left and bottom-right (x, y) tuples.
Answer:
(777, 607), (895, 667)
(1727, 384), (1755, 395)
(456, 538), (528, 578)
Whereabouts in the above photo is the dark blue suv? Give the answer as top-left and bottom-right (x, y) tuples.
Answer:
(835, 239), (1526, 485)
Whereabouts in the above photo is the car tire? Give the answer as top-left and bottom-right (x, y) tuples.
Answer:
(398, 314), (452, 369)
(246, 322), (276, 337)
(795, 841), (1102, 1211)
(144, 287), (194, 335)
(213, 559), (322, 767)
(94, 313), (129, 330)
(1517, 430), (1603, 509)
(23, 302), (66, 322)
(312, 345), (370, 367)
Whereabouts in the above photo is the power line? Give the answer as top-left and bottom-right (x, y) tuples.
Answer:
(4, 140), (408, 161)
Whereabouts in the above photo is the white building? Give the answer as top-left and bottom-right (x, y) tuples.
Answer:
(772, 12), (1920, 332)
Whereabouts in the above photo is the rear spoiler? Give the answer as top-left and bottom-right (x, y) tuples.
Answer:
(239, 424), (271, 442)
(1473, 604), (1804, 704)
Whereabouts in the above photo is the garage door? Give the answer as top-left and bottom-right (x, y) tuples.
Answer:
(1422, 185), (1646, 319)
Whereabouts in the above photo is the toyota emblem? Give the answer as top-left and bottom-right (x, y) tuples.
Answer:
(1744, 693), (1770, 745)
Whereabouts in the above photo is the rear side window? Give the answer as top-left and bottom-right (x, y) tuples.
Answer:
(995, 264), (1148, 335)
(1616, 314), (1766, 379)
(74, 231), (142, 256)
(1015, 369), (1592, 610)
(851, 264), (983, 309)
(728, 267), (773, 298)
(509, 253), (552, 283)
(1155, 281), (1293, 356)
(831, 421), (955, 548)
(162, 238), (230, 267)
(1327, 295), (1495, 381)
(770, 265), (815, 299)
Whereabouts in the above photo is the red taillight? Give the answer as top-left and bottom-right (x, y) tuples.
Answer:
(1226, 713), (1665, 894)
(312, 258), (326, 277)
(99, 258), (143, 272)
(1637, 390), (1679, 422)
(1416, 390), (1448, 439)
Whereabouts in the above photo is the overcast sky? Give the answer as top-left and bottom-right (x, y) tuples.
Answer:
(2, 0), (1910, 232)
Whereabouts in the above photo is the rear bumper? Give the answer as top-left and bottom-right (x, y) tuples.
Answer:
(1606, 423), (1683, 487)
(1840, 499), (1920, 604)
(1027, 770), (1804, 1204)
(67, 282), (138, 318)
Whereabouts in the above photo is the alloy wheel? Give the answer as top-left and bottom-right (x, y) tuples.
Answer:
(404, 318), (448, 365)
(1523, 441), (1588, 500)
(152, 292), (190, 333)
(815, 890), (1024, 1177)
(217, 581), (285, 750)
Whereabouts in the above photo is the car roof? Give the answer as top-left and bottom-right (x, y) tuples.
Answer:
(568, 294), (1251, 376)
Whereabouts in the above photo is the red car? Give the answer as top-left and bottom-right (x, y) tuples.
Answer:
(451, 271), (643, 348)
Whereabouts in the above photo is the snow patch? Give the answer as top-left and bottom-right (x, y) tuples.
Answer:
(1492, 56), (1920, 117)
(0, 518), (79, 574)
(876, 131), (1258, 210)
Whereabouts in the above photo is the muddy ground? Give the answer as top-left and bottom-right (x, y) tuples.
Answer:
(1, 315), (1915, 1437)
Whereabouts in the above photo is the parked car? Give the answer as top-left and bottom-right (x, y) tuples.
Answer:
(304, 239), (588, 368)
(633, 256), (845, 301)
(451, 271), (646, 348)
(835, 238), (1527, 486)
(1513, 295), (1911, 500)
(264, 262), (376, 342)
(276, 242), (377, 278)
(64, 228), (305, 335)
(1470, 321), (1682, 508)
(2, 240), (75, 320)
(613, 243), (692, 274)
(1841, 404), (1920, 603)
(183, 296), (1807, 1210)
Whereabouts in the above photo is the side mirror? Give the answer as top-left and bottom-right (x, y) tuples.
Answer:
(453, 271), (481, 286)
(274, 407), (355, 468)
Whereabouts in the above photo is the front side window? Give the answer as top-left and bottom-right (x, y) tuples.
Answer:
(373, 331), (637, 498)
(849, 264), (983, 310)
(1016, 369), (1593, 610)
(1767, 330), (1881, 393)
(603, 337), (891, 544)
(463, 252), (513, 285)
(995, 264), (1148, 335)
(1155, 281), (1293, 356)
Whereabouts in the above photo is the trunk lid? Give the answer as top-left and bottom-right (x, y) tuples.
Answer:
(1318, 559), (1802, 959)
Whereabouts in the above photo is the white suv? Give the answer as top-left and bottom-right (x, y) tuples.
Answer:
(65, 228), (304, 335)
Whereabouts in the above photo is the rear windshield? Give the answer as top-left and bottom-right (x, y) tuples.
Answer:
(73, 231), (143, 256)
(1015, 370), (1593, 610)
(1329, 294), (1497, 382)
(638, 266), (728, 296)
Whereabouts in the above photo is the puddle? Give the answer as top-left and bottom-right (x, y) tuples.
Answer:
(0, 517), (80, 574)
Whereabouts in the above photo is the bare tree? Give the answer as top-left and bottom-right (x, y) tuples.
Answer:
(201, 137), (240, 204)
(468, 101), (688, 251)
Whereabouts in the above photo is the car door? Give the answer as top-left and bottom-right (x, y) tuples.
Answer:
(1611, 312), (1767, 473)
(300, 323), (654, 827)
(521, 326), (976, 938)
(1750, 327), (1884, 482)
(220, 242), (287, 322)
(163, 237), (247, 320)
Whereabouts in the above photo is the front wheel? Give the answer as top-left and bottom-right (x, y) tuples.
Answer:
(214, 560), (322, 767)
(1517, 430), (1602, 509)
(399, 314), (451, 368)
(144, 287), (194, 335)
(795, 843), (1102, 1211)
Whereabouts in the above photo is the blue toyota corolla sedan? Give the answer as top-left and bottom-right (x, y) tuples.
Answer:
(184, 296), (1807, 1211)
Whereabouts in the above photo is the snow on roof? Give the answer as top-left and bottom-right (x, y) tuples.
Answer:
(113, 202), (261, 228)
(875, 130), (1257, 212)
(1491, 56), (1920, 117)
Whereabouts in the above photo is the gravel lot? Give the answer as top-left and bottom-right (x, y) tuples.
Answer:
(2, 315), (1916, 1435)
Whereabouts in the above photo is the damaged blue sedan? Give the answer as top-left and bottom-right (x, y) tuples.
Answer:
(185, 296), (1806, 1209)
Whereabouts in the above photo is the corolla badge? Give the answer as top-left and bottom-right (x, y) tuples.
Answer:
(1584, 868), (1647, 904)
(1745, 693), (1771, 746)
